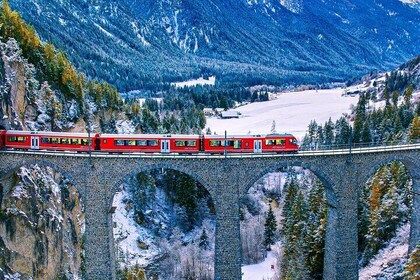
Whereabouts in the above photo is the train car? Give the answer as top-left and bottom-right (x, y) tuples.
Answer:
(202, 133), (299, 154)
(0, 130), (5, 149)
(4, 130), (96, 151)
(262, 134), (299, 153)
(99, 134), (201, 153)
(203, 134), (259, 154)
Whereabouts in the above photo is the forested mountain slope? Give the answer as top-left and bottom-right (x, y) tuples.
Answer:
(7, 0), (420, 91)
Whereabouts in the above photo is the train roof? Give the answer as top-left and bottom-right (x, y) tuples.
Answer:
(3, 130), (295, 138)
(204, 133), (294, 138)
(100, 134), (199, 139)
(6, 130), (90, 137)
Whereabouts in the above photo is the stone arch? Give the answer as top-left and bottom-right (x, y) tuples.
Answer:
(360, 154), (420, 253)
(242, 160), (336, 206)
(362, 154), (420, 186)
(240, 159), (338, 278)
(108, 161), (217, 278)
(109, 162), (214, 209)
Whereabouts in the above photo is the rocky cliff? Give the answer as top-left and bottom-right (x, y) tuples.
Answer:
(0, 164), (85, 279)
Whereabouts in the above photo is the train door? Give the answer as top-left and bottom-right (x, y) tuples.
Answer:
(161, 140), (170, 153)
(31, 136), (40, 150)
(253, 140), (262, 153)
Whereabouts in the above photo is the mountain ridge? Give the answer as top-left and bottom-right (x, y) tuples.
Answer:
(7, 0), (420, 91)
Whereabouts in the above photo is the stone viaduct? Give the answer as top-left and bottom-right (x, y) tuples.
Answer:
(1, 146), (420, 280)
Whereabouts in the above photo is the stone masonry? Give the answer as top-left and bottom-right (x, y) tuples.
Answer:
(1, 148), (419, 280)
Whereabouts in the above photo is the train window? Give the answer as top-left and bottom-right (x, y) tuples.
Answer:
(148, 140), (158, 146)
(115, 140), (125, 146)
(233, 140), (241, 149)
(275, 139), (285, 146)
(136, 140), (147, 146)
(126, 140), (136, 146)
(224, 140), (230, 146)
(265, 139), (274, 145)
(51, 138), (59, 144)
(265, 139), (285, 146)
(186, 141), (196, 147)
(210, 140), (221, 146)
(81, 139), (88, 145)
(8, 136), (27, 142)
(41, 138), (50, 144)
(71, 139), (81, 145)
(175, 141), (186, 147)
(61, 138), (70, 144)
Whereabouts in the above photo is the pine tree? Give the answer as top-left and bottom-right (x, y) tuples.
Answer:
(382, 87), (391, 106)
(306, 180), (327, 279)
(324, 118), (334, 145)
(403, 244), (420, 279)
(220, 96), (228, 110)
(317, 125), (324, 146)
(353, 97), (366, 143)
(392, 90), (399, 107)
(361, 121), (371, 144)
(408, 114), (420, 142)
(404, 85), (413, 105)
(270, 120), (277, 134)
(264, 204), (277, 250)
(199, 228), (209, 250)
(283, 174), (298, 225)
(334, 116), (351, 145)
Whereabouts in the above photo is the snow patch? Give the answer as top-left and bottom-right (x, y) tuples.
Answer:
(58, 18), (67, 26)
(172, 76), (216, 88)
(242, 243), (279, 280)
(94, 23), (115, 38)
(131, 22), (150, 46)
(11, 183), (28, 199)
(115, 119), (135, 134)
(280, 0), (303, 14)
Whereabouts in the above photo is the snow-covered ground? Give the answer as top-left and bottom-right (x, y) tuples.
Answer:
(359, 223), (410, 279)
(172, 76), (216, 88)
(206, 88), (359, 139)
(112, 189), (160, 267)
(242, 250), (277, 280)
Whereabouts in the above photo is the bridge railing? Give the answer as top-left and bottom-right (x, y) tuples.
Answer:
(298, 139), (420, 154)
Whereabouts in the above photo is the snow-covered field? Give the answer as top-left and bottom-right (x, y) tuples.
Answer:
(205, 88), (359, 139)
(172, 76), (216, 88)
(242, 251), (277, 280)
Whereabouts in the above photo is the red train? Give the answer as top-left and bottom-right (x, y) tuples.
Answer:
(0, 130), (299, 154)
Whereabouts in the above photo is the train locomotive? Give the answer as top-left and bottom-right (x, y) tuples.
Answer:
(0, 130), (299, 154)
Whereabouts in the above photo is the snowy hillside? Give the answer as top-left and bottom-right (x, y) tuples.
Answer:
(359, 224), (410, 279)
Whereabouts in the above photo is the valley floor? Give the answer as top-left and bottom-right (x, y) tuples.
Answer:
(241, 246), (278, 280)
(206, 88), (359, 139)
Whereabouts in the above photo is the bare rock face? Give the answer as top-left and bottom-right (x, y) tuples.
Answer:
(0, 165), (85, 279)
(0, 38), (27, 130)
